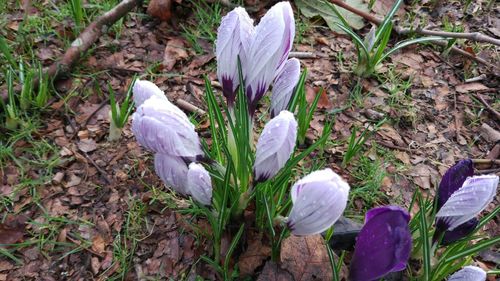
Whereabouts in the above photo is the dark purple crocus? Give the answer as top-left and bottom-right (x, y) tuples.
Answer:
(434, 160), (498, 245)
(349, 206), (412, 281)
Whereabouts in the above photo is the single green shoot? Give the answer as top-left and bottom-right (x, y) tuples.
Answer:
(342, 118), (386, 167)
(108, 81), (134, 141)
(69, 0), (86, 32)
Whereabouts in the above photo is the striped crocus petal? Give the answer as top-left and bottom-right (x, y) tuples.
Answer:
(437, 159), (474, 210)
(448, 266), (486, 281)
(349, 206), (412, 281)
(187, 163), (212, 206)
(436, 175), (498, 231)
(441, 218), (478, 245)
(287, 169), (349, 236)
(270, 58), (300, 118)
(216, 7), (254, 106)
(154, 153), (189, 195)
(244, 1), (294, 115)
(253, 110), (297, 183)
(132, 80), (168, 107)
(131, 97), (203, 158)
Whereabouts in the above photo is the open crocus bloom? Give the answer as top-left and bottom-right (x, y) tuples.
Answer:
(349, 206), (412, 281)
(187, 163), (213, 205)
(131, 95), (203, 159)
(215, 2), (296, 115)
(132, 79), (168, 107)
(448, 266), (486, 281)
(286, 169), (349, 236)
(253, 110), (297, 183)
(435, 175), (498, 232)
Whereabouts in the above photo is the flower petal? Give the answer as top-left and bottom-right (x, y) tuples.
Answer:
(441, 218), (478, 245)
(448, 266), (486, 281)
(244, 1), (295, 113)
(154, 153), (189, 195)
(270, 58), (300, 117)
(132, 80), (168, 107)
(436, 175), (498, 231)
(216, 7), (254, 104)
(287, 169), (349, 236)
(349, 206), (412, 281)
(131, 97), (203, 158)
(254, 110), (297, 182)
(438, 159), (473, 210)
(187, 163), (212, 205)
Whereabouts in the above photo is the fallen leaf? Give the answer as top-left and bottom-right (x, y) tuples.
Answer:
(455, 82), (490, 93)
(256, 261), (293, 281)
(295, 0), (369, 32)
(163, 38), (188, 71)
(92, 234), (106, 254)
(305, 86), (332, 110)
(481, 123), (500, 143)
(238, 232), (271, 276)
(147, 0), (172, 21)
(77, 138), (97, 153)
(280, 234), (333, 281)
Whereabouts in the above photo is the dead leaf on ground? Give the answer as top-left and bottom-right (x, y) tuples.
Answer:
(237, 232), (271, 276)
(455, 82), (490, 93)
(77, 138), (97, 153)
(92, 234), (106, 254)
(147, 0), (172, 21)
(280, 234), (333, 281)
(372, 0), (406, 17)
(163, 38), (188, 71)
(305, 86), (332, 110)
(256, 261), (293, 281)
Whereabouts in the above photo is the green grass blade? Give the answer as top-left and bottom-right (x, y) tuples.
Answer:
(377, 36), (446, 65)
(0, 36), (18, 70)
(444, 236), (500, 263)
(418, 193), (431, 281)
(375, 0), (404, 39)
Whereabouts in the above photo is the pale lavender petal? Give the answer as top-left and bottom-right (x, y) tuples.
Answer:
(363, 26), (376, 52)
(154, 153), (189, 195)
(244, 2), (295, 114)
(187, 163), (212, 205)
(132, 80), (168, 107)
(216, 7), (254, 105)
(448, 266), (486, 281)
(287, 169), (349, 236)
(131, 98), (203, 158)
(254, 110), (297, 182)
(436, 175), (498, 231)
(270, 58), (300, 117)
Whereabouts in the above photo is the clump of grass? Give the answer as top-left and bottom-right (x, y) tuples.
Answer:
(350, 155), (387, 209)
(181, 0), (222, 54)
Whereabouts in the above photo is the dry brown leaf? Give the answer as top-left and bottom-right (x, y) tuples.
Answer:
(163, 38), (188, 71)
(455, 82), (490, 93)
(147, 0), (172, 21)
(237, 233), (271, 276)
(305, 86), (332, 110)
(77, 138), (97, 153)
(92, 234), (106, 254)
(256, 261), (293, 281)
(280, 234), (333, 281)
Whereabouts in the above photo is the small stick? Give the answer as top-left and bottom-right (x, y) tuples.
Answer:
(465, 74), (487, 83)
(176, 99), (206, 116)
(473, 94), (500, 121)
(81, 151), (112, 184)
(289, 51), (316, 59)
(376, 140), (412, 152)
(472, 159), (500, 165)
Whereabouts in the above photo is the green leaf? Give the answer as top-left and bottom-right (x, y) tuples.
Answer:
(295, 0), (369, 32)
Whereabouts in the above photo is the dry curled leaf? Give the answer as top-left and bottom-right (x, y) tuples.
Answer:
(163, 38), (188, 71)
(147, 0), (172, 21)
(237, 232), (271, 276)
(280, 234), (333, 281)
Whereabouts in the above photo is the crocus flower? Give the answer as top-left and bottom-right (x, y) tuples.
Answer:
(131, 96), (203, 159)
(154, 153), (189, 195)
(286, 169), (349, 236)
(187, 163), (212, 205)
(215, 7), (254, 106)
(244, 1), (295, 115)
(435, 175), (498, 232)
(253, 110), (297, 183)
(132, 79), (168, 107)
(270, 58), (300, 117)
(434, 159), (478, 244)
(349, 206), (412, 281)
(448, 266), (486, 281)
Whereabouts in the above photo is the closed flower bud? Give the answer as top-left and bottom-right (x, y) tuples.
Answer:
(132, 80), (168, 107)
(270, 58), (300, 118)
(350, 206), (412, 281)
(287, 169), (349, 236)
(131, 97), (203, 158)
(254, 110), (297, 183)
(448, 266), (486, 281)
(154, 153), (189, 195)
(187, 163), (212, 206)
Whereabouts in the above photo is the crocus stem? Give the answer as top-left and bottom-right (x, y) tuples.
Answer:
(108, 118), (123, 141)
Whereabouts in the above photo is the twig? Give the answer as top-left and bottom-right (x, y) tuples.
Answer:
(376, 140), (412, 153)
(81, 151), (112, 184)
(70, 98), (110, 140)
(176, 99), (206, 116)
(473, 94), (500, 121)
(476, 167), (500, 175)
(1, 0), (141, 102)
(465, 74), (487, 83)
(289, 51), (316, 59)
(472, 159), (500, 165)
(328, 0), (500, 70)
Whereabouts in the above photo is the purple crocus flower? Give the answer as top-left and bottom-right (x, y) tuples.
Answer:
(244, 2), (295, 115)
(435, 175), (498, 231)
(270, 58), (300, 118)
(154, 153), (189, 195)
(187, 163), (212, 205)
(132, 79), (168, 107)
(215, 7), (254, 106)
(448, 266), (486, 281)
(253, 110), (297, 183)
(286, 169), (349, 236)
(349, 206), (412, 281)
(131, 95), (203, 159)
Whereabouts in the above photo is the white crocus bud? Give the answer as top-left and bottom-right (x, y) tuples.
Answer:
(287, 169), (350, 236)
(187, 163), (212, 206)
(253, 110), (297, 183)
(270, 58), (300, 118)
(154, 153), (189, 195)
(132, 80), (168, 107)
(448, 266), (486, 281)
